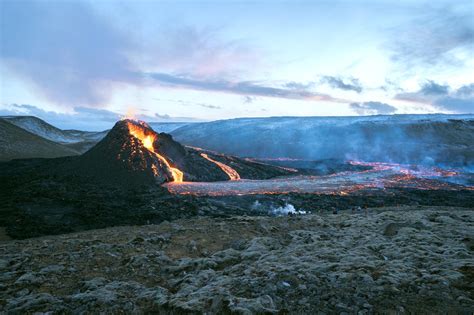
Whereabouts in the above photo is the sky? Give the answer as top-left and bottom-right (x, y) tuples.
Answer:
(0, 0), (473, 130)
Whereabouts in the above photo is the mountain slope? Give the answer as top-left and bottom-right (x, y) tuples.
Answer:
(0, 119), (80, 161)
(171, 114), (474, 167)
(63, 119), (291, 185)
(2, 116), (107, 144)
(148, 122), (194, 133)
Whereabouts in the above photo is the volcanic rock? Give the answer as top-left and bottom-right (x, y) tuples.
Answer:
(1, 207), (473, 313)
(70, 119), (173, 185)
(63, 119), (292, 185)
(63, 119), (228, 185)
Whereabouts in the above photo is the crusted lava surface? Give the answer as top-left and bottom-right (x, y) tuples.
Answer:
(1, 154), (473, 240)
(0, 120), (473, 240)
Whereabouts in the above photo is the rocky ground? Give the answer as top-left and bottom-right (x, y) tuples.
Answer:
(1, 206), (473, 314)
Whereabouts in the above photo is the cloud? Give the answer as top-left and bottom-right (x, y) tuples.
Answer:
(284, 81), (315, 90)
(456, 83), (474, 97)
(0, 1), (136, 106)
(379, 79), (404, 93)
(388, 5), (474, 68)
(0, 1), (262, 107)
(152, 98), (221, 109)
(1, 0), (346, 108)
(148, 72), (346, 102)
(419, 80), (450, 96)
(197, 103), (221, 110)
(243, 96), (256, 103)
(395, 81), (474, 113)
(350, 101), (397, 115)
(0, 104), (200, 130)
(321, 76), (363, 93)
(396, 80), (450, 103)
(144, 26), (260, 78)
(434, 97), (473, 113)
(2, 1), (364, 111)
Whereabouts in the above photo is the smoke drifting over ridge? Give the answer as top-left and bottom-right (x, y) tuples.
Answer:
(171, 114), (474, 169)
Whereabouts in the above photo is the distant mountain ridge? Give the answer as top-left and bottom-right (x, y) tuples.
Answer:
(2, 116), (108, 144)
(2, 114), (473, 167)
(148, 122), (194, 133)
(0, 119), (79, 161)
(171, 114), (474, 168)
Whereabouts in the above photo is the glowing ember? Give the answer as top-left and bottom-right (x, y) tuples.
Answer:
(200, 153), (241, 180)
(127, 122), (183, 182)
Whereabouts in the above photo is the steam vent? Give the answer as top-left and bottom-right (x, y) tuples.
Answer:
(72, 119), (291, 186)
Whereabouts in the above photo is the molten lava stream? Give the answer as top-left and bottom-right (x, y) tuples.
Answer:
(127, 123), (183, 182)
(200, 153), (240, 180)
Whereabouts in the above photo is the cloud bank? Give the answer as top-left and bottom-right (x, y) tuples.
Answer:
(0, 1), (136, 106)
(321, 76), (363, 93)
(350, 102), (397, 115)
(0, 0), (358, 109)
(396, 81), (474, 113)
(389, 5), (474, 68)
(148, 73), (346, 102)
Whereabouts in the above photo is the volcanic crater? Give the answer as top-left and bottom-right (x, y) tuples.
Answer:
(62, 119), (292, 186)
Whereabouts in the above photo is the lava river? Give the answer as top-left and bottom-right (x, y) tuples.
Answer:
(164, 161), (473, 196)
(200, 153), (241, 180)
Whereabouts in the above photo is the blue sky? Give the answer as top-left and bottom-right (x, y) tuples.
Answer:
(0, 0), (473, 130)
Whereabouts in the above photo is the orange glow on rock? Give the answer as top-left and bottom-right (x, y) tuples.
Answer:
(200, 153), (240, 180)
(127, 122), (183, 182)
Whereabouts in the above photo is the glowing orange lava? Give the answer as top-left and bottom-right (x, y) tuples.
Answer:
(127, 122), (183, 182)
(200, 153), (241, 180)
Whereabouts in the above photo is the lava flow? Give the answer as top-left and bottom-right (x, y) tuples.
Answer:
(164, 160), (472, 196)
(200, 153), (241, 180)
(127, 122), (183, 182)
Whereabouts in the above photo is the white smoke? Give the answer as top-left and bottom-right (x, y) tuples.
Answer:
(252, 201), (307, 216)
(271, 204), (307, 216)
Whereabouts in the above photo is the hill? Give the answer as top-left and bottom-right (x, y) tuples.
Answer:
(57, 119), (291, 185)
(0, 119), (80, 161)
(2, 116), (107, 143)
(148, 122), (194, 133)
(171, 114), (474, 168)
(1, 116), (107, 153)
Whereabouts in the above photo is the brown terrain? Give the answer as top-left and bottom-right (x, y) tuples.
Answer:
(1, 206), (473, 314)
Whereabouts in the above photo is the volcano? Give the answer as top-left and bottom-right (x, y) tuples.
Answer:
(65, 119), (291, 186)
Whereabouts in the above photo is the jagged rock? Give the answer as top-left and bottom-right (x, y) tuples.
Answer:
(383, 222), (403, 236)
(0, 258), (8, 270)
(15, 272), (44, 285)
(1, 207), (473, 314)
(39, 264), (65, 274)
(6, 293), (64, 313)
(71, 279), (170, 313)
